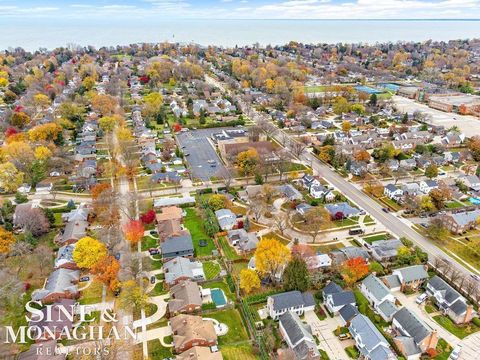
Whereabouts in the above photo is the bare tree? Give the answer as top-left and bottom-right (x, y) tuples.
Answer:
(13, 206), (50, 236)
(218, 167), (234, 192)
(304, 207), (332, 243)
(290, 137), (309, 158)
(272, 212), (289, 235)
(35, 245), (54, 276)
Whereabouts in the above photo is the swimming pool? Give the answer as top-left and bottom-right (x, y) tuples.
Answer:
(211, 288), (227, 307)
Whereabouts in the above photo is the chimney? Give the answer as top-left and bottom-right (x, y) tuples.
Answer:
(464, 305), (474, 324)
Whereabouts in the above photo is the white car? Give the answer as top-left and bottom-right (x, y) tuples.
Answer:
(416, 293), (428, 304)
(449, 345), (462, 360)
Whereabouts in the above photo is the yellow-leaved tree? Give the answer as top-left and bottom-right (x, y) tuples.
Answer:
(254, 238), (290, 283)
(73, 237), (108, 269)
(0, 226), (15, 253)
(0, 162), (24, 193)
(239, 268), (260, 294)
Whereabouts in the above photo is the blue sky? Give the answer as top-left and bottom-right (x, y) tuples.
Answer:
(1, 0), (480, 19)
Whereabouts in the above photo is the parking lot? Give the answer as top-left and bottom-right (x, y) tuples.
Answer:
(176, 128), (230, 181)
(392, 95), (480, 134)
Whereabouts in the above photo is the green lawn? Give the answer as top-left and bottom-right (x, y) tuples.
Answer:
(184, 208), (217, 257)
(362, 233), (389, 244)
(432, 315), (480, 339)
(363, 215), (374, 224)
(141, 235), (158, 251)
(207, 308), (249, 345)
(150, 281), (168, 296)
(435, 338), (453, 360)
(202, 280), (235, 301)
(203, 260), (221, 280)
(218, 236), (243, 260)
(221, 343), (259, 360)
(79, 281), (104, 305)
(345, 345), (359, 359)
(147, 339), (173, 359)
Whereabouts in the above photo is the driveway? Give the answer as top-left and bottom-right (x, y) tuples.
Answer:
(132, 294), (169, 329)
(458, 332), (480, 359)
(304, 310), (352, 360)
(394, 291), (461, 347)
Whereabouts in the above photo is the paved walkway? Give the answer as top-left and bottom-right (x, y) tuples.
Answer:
(304, 310), (352, 360)
(135, 325), (173, 345)
(459, 331), (480, 359)
(132, 294), (169, 329)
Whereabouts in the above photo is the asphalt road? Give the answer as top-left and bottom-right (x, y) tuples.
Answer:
(176, 129), (228, 181)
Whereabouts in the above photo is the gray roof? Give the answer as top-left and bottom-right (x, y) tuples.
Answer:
(278, 184), (303, 200)
(385, 184), (400, 192)
(428, 276), (462, 305)
(279, 311), (319, 360)
(163, 256), (205, 284)
(371, 239), (403, 260)
(339, 304), (359, 323)
(227, 229), (258, 252)
(160, 233), (194, 256)
(362, 275), (391, 302)
(55, 244), (76, 267)
(450, 299), (468, 315)
(270, 291), (315, 311)
(323, 282), (343, 296)
(168, 280), (202, 313)
(32, 269), (79, 301)
(325, 202), (361, 217)
(382, 275), (401, 289)
(215, 208), (237, 230)
(349, 314), (395, 360)
(331, 291), (356, 307)
(60, 220), (88, 244)
(394, 265), (428, 283)
(393, 307), (431, 344)
(378, 300), (398, 319)
(394, 336), (419, 356)
(448, 209), (480, 227)
(340, 246), (370, 260)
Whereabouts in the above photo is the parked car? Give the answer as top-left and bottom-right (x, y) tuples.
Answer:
(79, 276), (90, 282)
(470, 274), (480, 282)
(339, 333), (352, 340)
(115, 253), (121, 260)
(382, 208), (389, 213)
(149, 248), (160, 255)
(416, 293), (428, 304)
(449, 345), (462, 360)
(150, 276), (156, 284)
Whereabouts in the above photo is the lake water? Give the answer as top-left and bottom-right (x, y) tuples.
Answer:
(2, 19), (480, 51)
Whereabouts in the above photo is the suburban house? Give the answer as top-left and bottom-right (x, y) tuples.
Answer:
(55, 219), (88, 245)
(392, 307), (438, 360)
(163, 257), (205, 286)
(324, 202), (361, 219)
(226, 229), (259, 254)
(304, 253), (332, 270)
(215, 209), (237, 231)
(426, 276), (475, 324)
(278, 184), (303, 201)
(170, 314), (218, 353)
(339, 304), (360, 326)
(29, 299), (75, 340)
(348, 314), (397, 360)
(267, 291), (315, 320)
(322, 282), (356, 315)
(382, 265), (429, 292)
(400, 159), (417, 170)
(176, 346), (223, 360)
(62, 205), (89, 222)
(329, 246), (370, 265)
(168, 280), (203, 316)
(349, 161), (368, 176)
(279, 311), (320, 360)
(419, 180), (438, 194)
(310, 184), (335, 201)
(154, 196), (196, 208)
(384, 184), (404, 201)
(458, 174), (480, 191)
(32, 269), (80, 303)
(54, 244), (77, 270)
(301, 174), (320, 189)
(360, 275), (398, 322)
(160, 233), (194, 260)
(295, 203), (312, 216)
(18, 340), (66, 360)
(402, 183), (421, 196)
(156, 206), (185, 241)
(369, 239), (403, 263)
(440, 209), (480, 234)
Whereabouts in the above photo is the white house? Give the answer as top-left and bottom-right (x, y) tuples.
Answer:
(214, 209), (237, 230)
(419, 180), (438, 194)
(360, 275), (398, 321)
(310, 184), (335, 201)
(322, 282), (356, 314)
(384, 184), (404, 201)
(279, 311), (320, 360)
(267, 291), (315, 320)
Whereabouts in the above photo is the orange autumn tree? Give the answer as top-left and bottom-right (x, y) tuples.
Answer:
(91, 255), (120, 291)
(123, 220), (144, 245)
(340, 256), (369, 288)
(91, 183), (111, 200)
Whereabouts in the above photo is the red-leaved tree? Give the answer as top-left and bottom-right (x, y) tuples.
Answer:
(140, 209), (156, 225)
(123, 220), (145, 245)
(340, 257), (369, 288)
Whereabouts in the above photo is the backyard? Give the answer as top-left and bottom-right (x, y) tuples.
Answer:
(184, 207), (217, 257)
(207, 308), (250, 345)
(432, 315), (480, 339)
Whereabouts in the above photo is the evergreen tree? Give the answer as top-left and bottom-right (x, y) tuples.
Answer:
(283, 257), (309, 292)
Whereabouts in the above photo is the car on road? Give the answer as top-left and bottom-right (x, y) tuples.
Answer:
(470, 274), (480, 281)
(207, 159), (215, 164)
(382, 208), (390, 213)
(79, 276), (90, 282)
(149, 248), (160, 255)
(150, 276), (156, 284)
(449, 345), (462, 360)
(416, 293), (428, 304)
(114, 253), (121, 260)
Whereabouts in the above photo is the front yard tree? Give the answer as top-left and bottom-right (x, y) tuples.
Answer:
(0, 162), (24, 193)
(426, 218), (450, 243)
(91, 255), (120, 291)
(425, 164), (439, 179)
(304, 207), (332, 243)
(0, 226), (15, 254)
(123, 220), (145, 245)
(73, 236), (108, 269)
(341, 257), (369, 288)
(236, 147), (259, 177)
(239, 268), (260, 294)
(254, 238), (291, 283)
(119, 280), (149, 310)
(283, 257), (309, 292)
